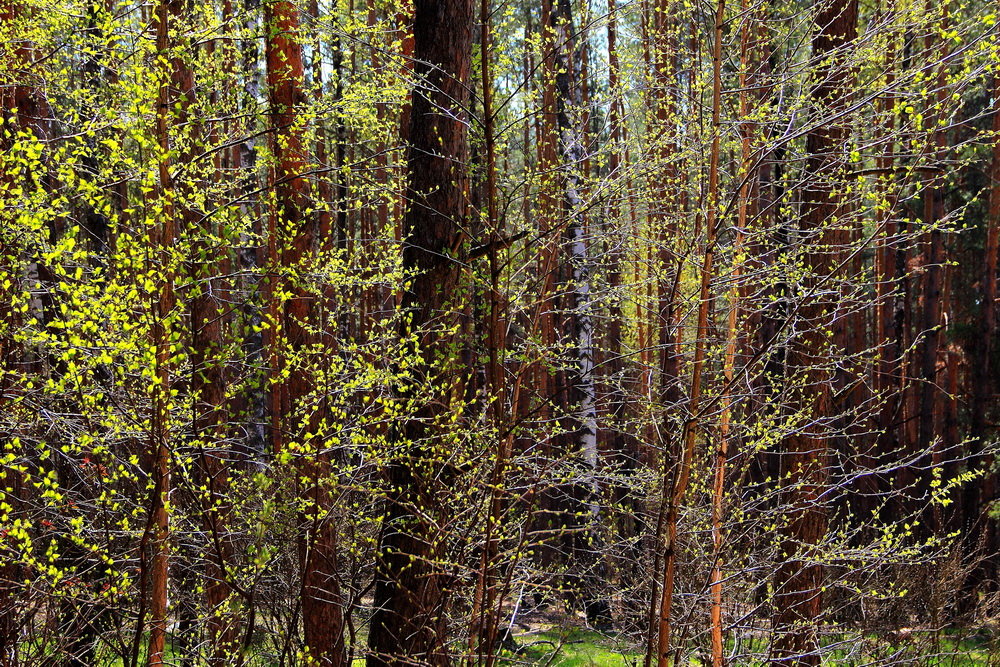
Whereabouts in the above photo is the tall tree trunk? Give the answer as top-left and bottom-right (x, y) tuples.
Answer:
(603, 0), (648, 631)
(916, 3), (949, 536)
(656, 0), (725, 661)
(872, 16), (903, 523)
(0, 1), (51, 658)
(967, 69), (1000, 614)
(189, 11), (242, 663)
(157, 1), (221, 664)
(643, 0), (683, 659)
(262, 1), (347, 664)
(770, 0), (857, 664)
(895, 27), (921, 513)
(366, 0), (473, 663)
(533, 0), (561, 572)
(973, 73), (1000, 449)
(544, 0), (607, 626)
(144, 0), (181, 662)
(709, 2), (758, 661)
(469, 0), (516, 659)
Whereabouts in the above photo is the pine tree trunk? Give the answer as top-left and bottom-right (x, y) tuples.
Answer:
(145, 0), (179, 662)
(973, 71), (1000, 456)
(0, 0), (57, 661)
(967, 69), (1000, 614)
(644, 1), (683, 661)
(709, 3), (758, 661)
(770, 0), (857, 664)
(602, 0), (648, 631)
(916, 2), (949, 537)
(262, 1), (347, 664)
(366, 0), (473, 663)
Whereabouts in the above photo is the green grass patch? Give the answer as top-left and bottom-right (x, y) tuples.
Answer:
(507, 628), (643, 667)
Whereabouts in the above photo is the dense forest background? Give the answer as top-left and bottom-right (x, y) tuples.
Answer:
(1, 0), (999, 664)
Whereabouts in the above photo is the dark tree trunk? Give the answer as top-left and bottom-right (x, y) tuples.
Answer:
(872, 26), (904, 526)
(973, 74), (1000, 458)
(770, 0), (858, 664)
(602, 0), (647, 632)
(0, 0), (52, 665)
(914, 10), (954, 635)
(966, 70), (1000, 615)
(186, 8), (242, 661)
(916, 3), (949, 538)
(546, 0), (608, 628)
(366, 0), (473, 664)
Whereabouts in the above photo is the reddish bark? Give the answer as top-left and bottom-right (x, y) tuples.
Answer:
(975, 72), (1000, 446)
(263, 1), (347, 664)
(872, 26), (904, 518)
(144, 1), (180, 663)
(966, 71), (1000, 605)
(916, 3), (949, 538)
(366, 0), (473, 664)
(656, 0), (725, 661)
(188, 12), (242, 664)
(0, 1), (50, 656)
(709, 4), (758, 662)
(644, 0), (682, 660)
(770, 0), (858, 664)
(469, 0), (513, 659)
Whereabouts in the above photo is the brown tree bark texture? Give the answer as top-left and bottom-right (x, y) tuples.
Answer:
(144, 1), (180, 663)
(367, 0), (473, 664)
(771, 0), (858, 664)
(263, 1), (347, 664)
(0, 0), (51, 659)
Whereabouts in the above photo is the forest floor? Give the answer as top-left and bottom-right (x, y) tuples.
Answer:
(491, 609), (1000, 666)
(75, 610), (1000, 665)
(501, 629), (999, 666)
